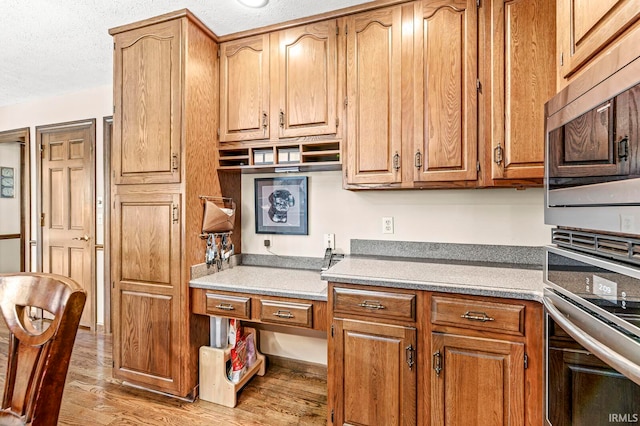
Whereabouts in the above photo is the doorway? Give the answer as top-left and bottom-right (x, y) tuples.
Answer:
(36, 120), (96, 329)
(0, 128), (30, 273)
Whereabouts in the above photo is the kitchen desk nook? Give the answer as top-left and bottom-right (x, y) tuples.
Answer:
(189, 243), (546, 425)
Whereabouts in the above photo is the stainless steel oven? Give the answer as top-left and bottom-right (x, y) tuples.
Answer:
(544, 48), (640, 425)
(544, 246), (640, 425)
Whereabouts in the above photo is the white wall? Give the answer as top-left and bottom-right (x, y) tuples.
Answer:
(242, 172), (549, 256)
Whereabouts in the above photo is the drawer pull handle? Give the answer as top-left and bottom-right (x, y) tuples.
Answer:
(214, 303), (235, 311)
(358, 301), (385, 310)
(461, 311), (495, 322)
(273, 310), (294, 319)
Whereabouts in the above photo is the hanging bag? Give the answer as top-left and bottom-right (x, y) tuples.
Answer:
(202, 198), (236, 233)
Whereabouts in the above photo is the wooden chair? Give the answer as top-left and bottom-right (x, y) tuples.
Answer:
(0, 273), (86, 426)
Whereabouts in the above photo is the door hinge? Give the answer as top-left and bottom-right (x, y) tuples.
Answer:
(331, 409), (334, 423)
(112, 281), (115, 289)
(345, 25), (348, 35)
(172, 204), (179, 223)
(40, 213), (45, 227)
(40, 143), (45, 159)
(112, 360), (115, 368)
(476, 79), (482, 92)
(560, 52), (564, 67)
(335, 117), (339, 128)
(344, 97), (348, 108)
(476, 161), (481, 172)
(113, 42), (116, 50)
(336, 25), (339, 36)
(330, 324), (334, 337)
(524, 353), (528, 369)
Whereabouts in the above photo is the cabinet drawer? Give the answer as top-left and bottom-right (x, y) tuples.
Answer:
(205, 293), (251, 319)
(333, 287), (416, 322)
(259, 300), (313, 328)
(431, 296), (524, 336)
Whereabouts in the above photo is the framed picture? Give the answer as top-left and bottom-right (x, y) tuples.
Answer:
(255, 177), (308, 235)
(0, 167), (15, 198)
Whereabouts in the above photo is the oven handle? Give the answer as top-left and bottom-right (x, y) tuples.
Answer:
(543, 289), (640, 386)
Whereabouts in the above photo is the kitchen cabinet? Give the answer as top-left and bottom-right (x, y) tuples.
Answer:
(328, 284), (419, 425)
(109, 10), (240, 398)
(344, 5), (404, 185)
(484, 0), (556, 183)
(429, 294), (543, 425)
(219, 20), (338, 142)
(413, 0), (478, 184)
(191, 288), (327, 331)
(557, 0), (640, 82)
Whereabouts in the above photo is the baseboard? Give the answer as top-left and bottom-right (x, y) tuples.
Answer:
(266, 354), (327, 378)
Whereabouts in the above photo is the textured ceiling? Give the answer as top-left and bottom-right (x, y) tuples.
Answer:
(0, 0), (373, 108)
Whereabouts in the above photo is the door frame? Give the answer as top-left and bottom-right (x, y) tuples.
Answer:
(103, 116), (112, 333)
(0, 128), (30, 272)
(36, 119), (96, 328)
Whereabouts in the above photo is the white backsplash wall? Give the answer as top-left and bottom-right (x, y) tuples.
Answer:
(241, 171), (550, 257)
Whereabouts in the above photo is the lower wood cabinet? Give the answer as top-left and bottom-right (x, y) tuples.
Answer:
(328, 284), (544, 426)
(431, 333), (524, 425)
(331, 318), (417, 426)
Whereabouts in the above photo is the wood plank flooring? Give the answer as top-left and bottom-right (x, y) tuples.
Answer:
(0, 324), (328, 425)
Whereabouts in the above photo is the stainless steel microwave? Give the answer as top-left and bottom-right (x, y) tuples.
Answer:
(544, 54), (640, 236)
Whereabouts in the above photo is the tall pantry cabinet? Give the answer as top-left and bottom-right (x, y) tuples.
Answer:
(109, 10), (235, 398)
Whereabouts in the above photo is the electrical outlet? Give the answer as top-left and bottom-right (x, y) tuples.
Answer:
(263, 238), (271, 248)
(324, 233), (335, 250)
(382, 217), (394, 234)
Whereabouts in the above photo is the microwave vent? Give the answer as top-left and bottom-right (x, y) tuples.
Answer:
(552, 228), (640, 266)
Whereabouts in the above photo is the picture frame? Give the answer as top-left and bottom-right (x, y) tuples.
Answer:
(0, 167), (15, 198)
(255, 176), (308, 235)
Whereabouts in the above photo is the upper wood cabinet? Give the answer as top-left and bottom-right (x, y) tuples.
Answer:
(557, 0), (640, 80)
(345, 6), (405, 185)
(112, 19), (182, 185)
(413, 0), (478, 183)
(219, 35), (270, 142)
(485, 0), (556, 182)
(219, 20), (338, 143)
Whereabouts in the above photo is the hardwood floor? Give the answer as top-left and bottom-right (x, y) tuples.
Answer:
(0, 324), (328, 425)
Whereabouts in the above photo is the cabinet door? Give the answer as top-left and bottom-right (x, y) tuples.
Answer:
(277, 20), (338, 138)
(558, 0), (640, 79)
(113, 20), (182, 184)
(219, 35), (270, 142)
(331, 318), (416, 426)
(345, 7), (403, 185)
(431, 332), (524, 425)
(111, 192), (182, 394)
(413, 0), (478, 183)
(489, 0), (556, 181)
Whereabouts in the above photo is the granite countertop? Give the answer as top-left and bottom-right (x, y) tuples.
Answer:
(320, 256), (545, 302)
(189, 265), (328, 301)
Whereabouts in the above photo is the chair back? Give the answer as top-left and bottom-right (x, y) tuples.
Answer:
(0, 273), (86, 426)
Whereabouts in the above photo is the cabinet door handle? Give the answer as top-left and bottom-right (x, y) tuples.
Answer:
(414, 150), (422, 169)
(433, 350), (442, 376)
(215, 303), (235, 311)
(393, 151), (400, 171)
(461, 311), (495, 322)
(262, 111), (268, 134)
(279, 109), (285, 128)
(596, 102), (611, 114)
(172, 205), (179, 224)
(171, 153), (179, 171)
(618, 136), (629, 160)
(493, 144), (503, 165)
(273, 310), (294, 319)
(406, 344), (415, 370)
(357, 300), (385, 310)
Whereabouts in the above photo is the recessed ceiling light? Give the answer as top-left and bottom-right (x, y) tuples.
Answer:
(237, 0), (269, 7)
